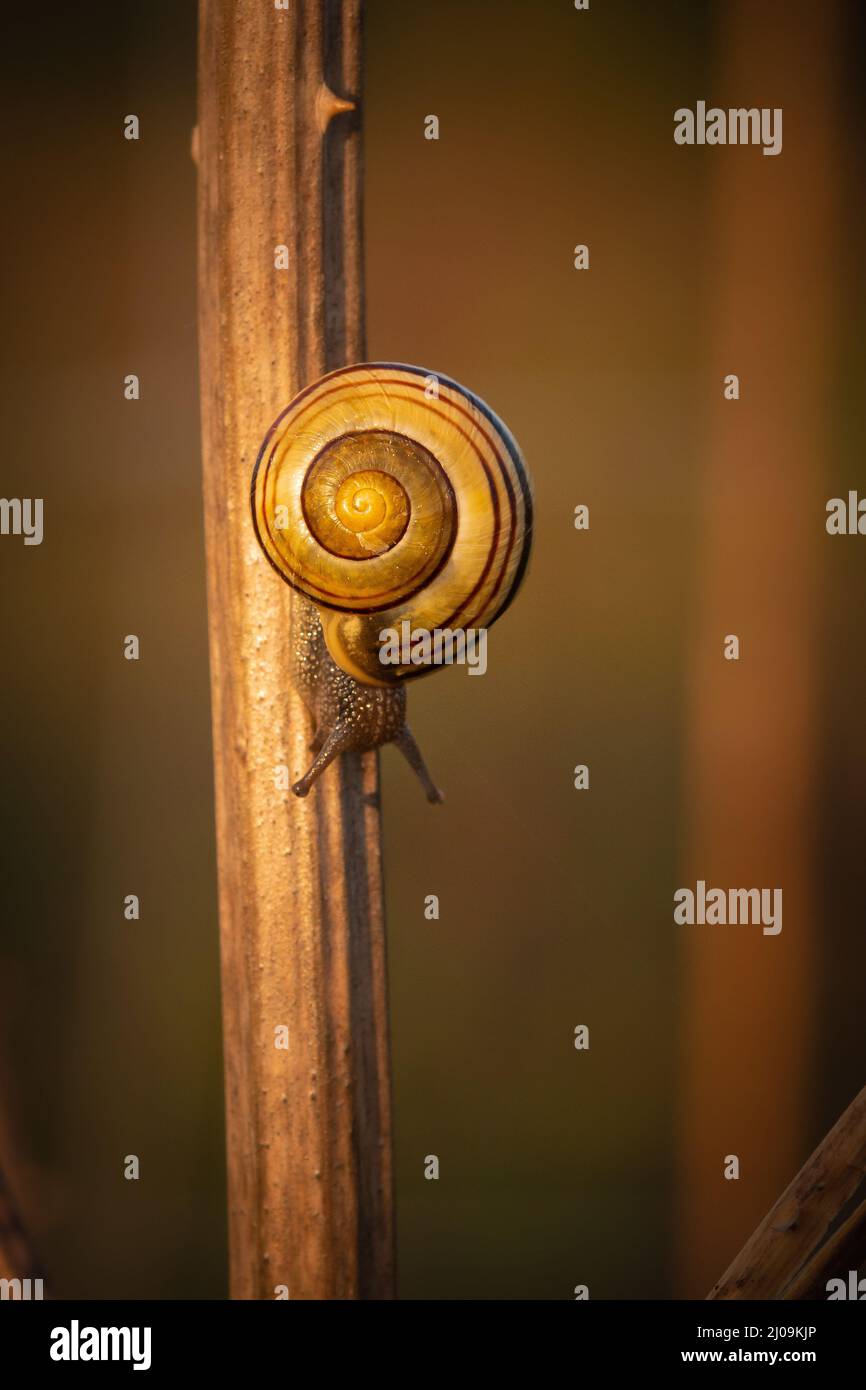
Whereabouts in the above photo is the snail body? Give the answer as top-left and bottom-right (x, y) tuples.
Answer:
(251, 363), (532, 800)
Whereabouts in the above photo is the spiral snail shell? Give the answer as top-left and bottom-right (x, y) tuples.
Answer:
(251, 363), (532, 800)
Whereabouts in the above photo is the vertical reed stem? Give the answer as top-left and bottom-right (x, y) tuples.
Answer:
(197, 0), (394, 1299)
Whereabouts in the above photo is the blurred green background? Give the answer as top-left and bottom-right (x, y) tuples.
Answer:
(0, 0), (864, 1299)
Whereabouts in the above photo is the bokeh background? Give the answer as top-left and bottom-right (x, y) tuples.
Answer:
(0, 0), (864, 1299)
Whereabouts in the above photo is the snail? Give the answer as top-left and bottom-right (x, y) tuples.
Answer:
(251, 363), (532, 801)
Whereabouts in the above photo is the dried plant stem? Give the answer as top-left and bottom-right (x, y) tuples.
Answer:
(0, 1160), (43, 1288)
(709, 1083), (866, 1300)
(197, 0), (394, 1299)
